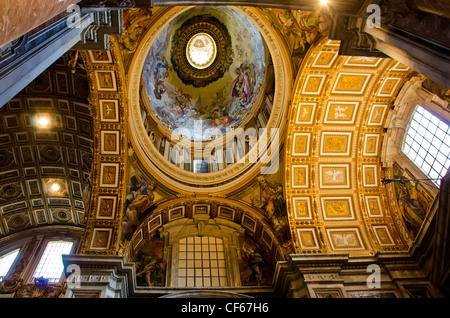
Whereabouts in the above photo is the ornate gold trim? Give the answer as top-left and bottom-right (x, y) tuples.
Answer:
(80, 38), (129, 255)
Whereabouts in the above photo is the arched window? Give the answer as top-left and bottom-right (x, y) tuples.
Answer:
(177, 236), (227, 288)
(0, 248), (20, 281)
(402, 105), (450, 186)
(32, 240), (73, 283)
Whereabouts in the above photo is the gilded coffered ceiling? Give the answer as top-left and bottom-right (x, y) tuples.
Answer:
(285, 38), (415, 256)
(0, 53), (93, 238)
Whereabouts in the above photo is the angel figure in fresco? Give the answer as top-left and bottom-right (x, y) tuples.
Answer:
(173, 87), (192, 117)
(250, 176), (287, 232)
(153, 55), (169, 100)
(121, 163), (156, 237)
(275, 10), (329, 54)
(231, 63), (255, 105)
(154, 105), (178, 128)
(118, 8), (153, 52)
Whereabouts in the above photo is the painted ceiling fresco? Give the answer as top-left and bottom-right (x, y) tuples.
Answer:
(142, 6), (266, 140)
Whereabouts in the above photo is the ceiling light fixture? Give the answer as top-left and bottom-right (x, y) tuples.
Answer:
(50, 183), (61, 192)
(37, 116), (50, 128)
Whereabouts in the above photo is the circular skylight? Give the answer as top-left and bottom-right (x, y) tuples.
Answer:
(186, 33), (217, 69)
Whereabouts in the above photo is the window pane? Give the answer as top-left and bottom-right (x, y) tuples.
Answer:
(422, 108), (432, 120)
(422, 162), (431, 174)
(402, 105), (450, 186)
(403, 144), (411, 154)
(432, 137), (442, 150)
(436, 152), (447, 165)
(441, 143), (450, 156)
(177, 236), (228, 287)
(0, 249), (20, 281)
(417, 125), (426, 137)
(424, 130), (434, 142)
(428, 123), (437, 134)
(445, 135), (450, 147)
(33, 241), (73, 282)
(405, 135), (413, 146)
(435, 128), (446, 140)
(446, 158), (450, 169)
(424, 153), (434, 166)
(418, 148), (427, 159)
(429, 145), (438, 157)
(429, 169), (439, 180)
(415, 157), (424, 167)
(434, 162), (443, 173)
(421, 139), (430, 151)
(410, 119), (419, 131)
(439, 121), (449, 132)
(431, 115), (440, 126)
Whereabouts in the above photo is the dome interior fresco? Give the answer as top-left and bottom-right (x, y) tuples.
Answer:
(141, 6), (267, 141)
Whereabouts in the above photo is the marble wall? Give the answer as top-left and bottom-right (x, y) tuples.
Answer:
(0, 0), (79, 47)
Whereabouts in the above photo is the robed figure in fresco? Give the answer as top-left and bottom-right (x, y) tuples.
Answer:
(251, 176), (287, 233)
(231, 63), (257, 106)
(240, 238), (273, 286)
(397, 180), (427, 237)
(392, 165), (430, 239)
(121, 163), (156, 238)
(250, 176), (293, 253)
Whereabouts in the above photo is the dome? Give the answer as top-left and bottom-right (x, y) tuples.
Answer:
(141, 6), (266, 141)
(128, 5), (289, 192)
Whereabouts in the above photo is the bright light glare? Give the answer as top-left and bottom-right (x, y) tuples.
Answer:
(321, 0), (328, 5)
(186, 33), (217, 70)
(50, 183), (60, 192)
(38, 116), (49, 128)
(0, 249), (20, 281)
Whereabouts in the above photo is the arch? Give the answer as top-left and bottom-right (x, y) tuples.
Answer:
(122, 197), (286, 288)
(284, 37), (415, 255)
(77, 39), (129, 255)
(124, 197), (288, 263)
(382, 75), (450, 195)
(381, 76), (450, 241)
